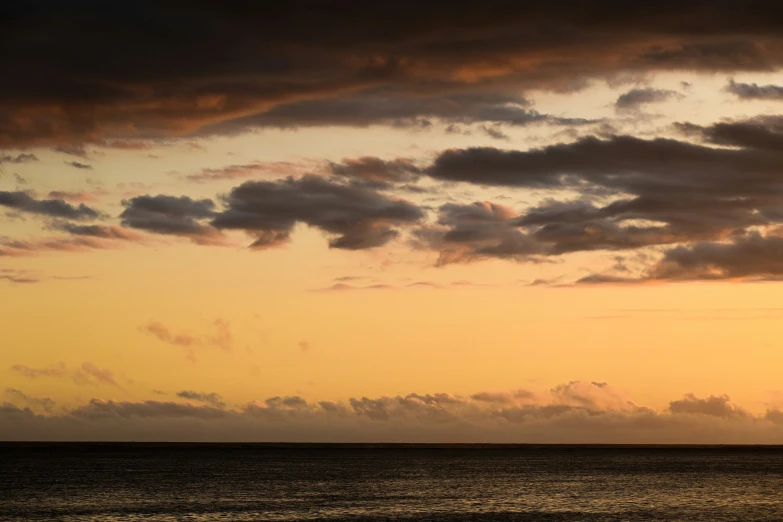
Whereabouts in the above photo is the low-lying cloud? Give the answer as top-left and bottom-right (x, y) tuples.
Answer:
(3, 381), (783, 443)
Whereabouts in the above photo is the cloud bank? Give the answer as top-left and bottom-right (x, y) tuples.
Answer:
(3, 381), (783, 443)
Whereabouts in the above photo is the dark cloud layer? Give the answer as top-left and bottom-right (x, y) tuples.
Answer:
(3, 381), (783, 443)
(5, 3), (783, 147)
(419, 132), (783, 270)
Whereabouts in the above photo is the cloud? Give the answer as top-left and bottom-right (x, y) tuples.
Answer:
(3, 381), (783, 443)
(11, 362), (119, 387)
(185, 161), (307, 183)
(675, 116), (783, 151)
(615, 88), (681, 111)
(141, 319), (233, 360)
(328, 157), (421, 185)
(10, 363), (68, 379)
(46, 190), (97, 203)
(120, 195), (223, 244)
(726, 79), (783, 101)
(65, 161), (93, 170)
(71, 399), (227, 421)
(0, 153), (38, 165)
(0, 191), (102, 220)
(646, 231), (783, 281)
(669, 394), (750, 419)
(51, 222), (143, 241)
(0, 235), (131, 257)
(0, 268), (39, 284)
(418, 134), (783, 266)
(5, 4), (783, 147)
(4, 388), (55, 413)
(414, 201), (543, 265)
(176, 391), (226, 408)
(212, 175), (424, 250)
(205, 91), (589, 135)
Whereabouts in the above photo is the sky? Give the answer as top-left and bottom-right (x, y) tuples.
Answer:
(4, 2), (783, 442)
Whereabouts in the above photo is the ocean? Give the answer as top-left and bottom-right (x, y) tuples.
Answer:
(2, 443), (782, 521)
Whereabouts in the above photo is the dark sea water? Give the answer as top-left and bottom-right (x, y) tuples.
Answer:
(2, 444), (783, 521)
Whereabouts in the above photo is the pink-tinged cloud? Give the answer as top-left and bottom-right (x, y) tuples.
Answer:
(11, 362), (120, 387)
(141, 319), (234, 360)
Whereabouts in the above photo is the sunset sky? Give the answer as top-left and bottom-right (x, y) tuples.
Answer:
(5, 2), (783, 442)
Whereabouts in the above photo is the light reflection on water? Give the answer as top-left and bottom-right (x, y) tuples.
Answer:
(2, 445), (783, 521)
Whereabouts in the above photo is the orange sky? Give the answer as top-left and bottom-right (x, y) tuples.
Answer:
(4, 4), (783, 441)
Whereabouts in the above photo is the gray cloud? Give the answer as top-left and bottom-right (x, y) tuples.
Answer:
(71, 399), (227, 421)
(176, 391), (226, 408)
(615, 88), (681, 111)
(328, 157), (421, 185)
(420, 134), (783, 265)
(726, 79), (783, 100)
(65, 161), (93, 170)
(203, 91), (591, 136)
(120, 195), (221, 243)
(675, 116), (783, 151)
(647, 231), (783, 281)
(0, 153), (38, 165)
(0, 191), (101, 220)
(212, 175), (424, 250)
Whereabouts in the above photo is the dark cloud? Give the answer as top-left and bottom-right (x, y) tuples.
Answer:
(414, 201), (543, 265)
(65, 161), (93, 170)
(726, 79), (783, 100)
(72, 399), (227, 420)
(212, 175), (424, 250)
(420, 134), (783, 265)
(5, 3), (783, 147)
(120, 195), (222, 244)
(176, 391), (226, 408)
(0, 153), (37, 164)
(202, 91), (590, 135)
(675, 116), (783, 151)
(328, 157), (421, 185)
(0, 191), (101, 220)
(647, 231), (783, 281)
(615, 88), (681, 110)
